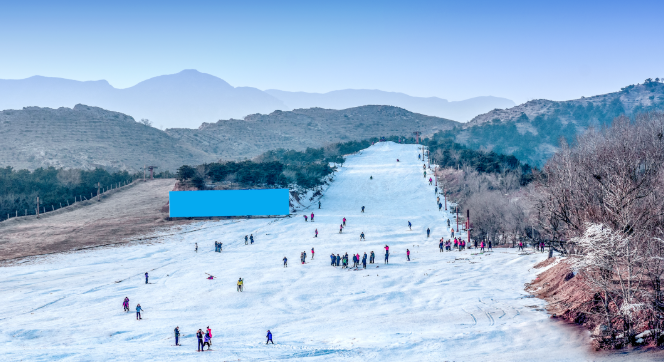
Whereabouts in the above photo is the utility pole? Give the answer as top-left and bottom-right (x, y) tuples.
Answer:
(412, 131), (421, 144)
(456, 206), (459, 232)
(36, 196), (40, 218)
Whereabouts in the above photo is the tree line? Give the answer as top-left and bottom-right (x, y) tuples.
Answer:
(0, 167), (134, 221)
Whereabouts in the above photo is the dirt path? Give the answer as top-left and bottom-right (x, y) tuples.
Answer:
(0, 179), (192, 263)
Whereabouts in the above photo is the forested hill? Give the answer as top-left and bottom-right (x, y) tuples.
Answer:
(446, 79), (664, 166)
(165, 105), (459, 160)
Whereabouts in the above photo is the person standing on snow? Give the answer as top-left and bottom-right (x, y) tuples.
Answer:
(427, 228), (430, 237)
(336, 254), (341, 266)
(408, 221), (412, 230)
(195, 243), (198, 252)
(237, 278), (244, 292)
(407, 249), (411, 261)
(518, 241), (524, 251)
(250, 234), (254, 244)
(145, 272), (149, 284)
(439, 239), (444, 252)
(488, 240), (492, 250)
(362, 253), (367, 269)
(245, 235), (248, 245)
(360, 232), (365, 240)
(136, 304), (143, 320)
(303, 215), (308, 222)
(196, 329), (204, 351)
(174, 326), (180, 346)
(480, 241), (485, 252)
(439, 203), (442, 211)
(303, 250), (307, 263)
(370, 251), (375, 264)
(315, 229), (318, 238)
(318, 201), (321, 209)
(266, 330), (274, 344)
(361, 206), (365, 213)
(451, 228), (455, 238)
(384, 245), (390, 264)
(283, 256), (288, 267)
(310, 212), (314, 222)
(330, 253), (336, 266)
(447, 219), (450, 228)
(311, 248), (315, 260)
(123, 297), (129, 312)
(343, 217), (346, 227)
(339, 224), (343, 233)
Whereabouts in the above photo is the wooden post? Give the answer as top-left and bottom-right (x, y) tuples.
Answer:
(36, 196), (40, 218)
(97, 182), (100, 201)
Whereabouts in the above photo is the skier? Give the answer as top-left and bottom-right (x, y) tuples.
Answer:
(439, 239), (444, 252)
(424, 171), (426, 178)
(408, 221), (412, 230)
(362, 253), (367, 269)
(384, 245), (390, 264)
(195, 243), (198, 252)
(303, 215), (308, 222)
(303, 250), (307, 263)
(197, 329), (204, 352)
(361, 206), (365, 213)
(480, 241), (485, 252)
(474, 240), (478, 249)
(370, 176), (373, 180)
(218, 242), (223, 252)
(311, 248), (315, 260)
(250, 234), (254, 244)
(451, 228), (455, 238)
(174, 326), (180, 346)
(310, 212), (314, 222)
(397, 159), (399, 162)
(314, 228), (318, 237)
(318, 200), (321, 209)
(352, 254), (357, 268)
(407, 249), (411, 261)
(339, 224), (343, 233)
(336, 254), (341, 266)
(437, 196), (440, 204)
(447, 219), (450, 228)
(427, 228), (430, 237)
(283, 256), (288, 268)
(439, 203), (442, 211)
(237, 278), (243, 292)
(330, 253), (336, 266)
(136, 304), (143, 320)
(343, 217), (346, 227)
(540, 242), (545, 253)
(518, 241), (524, 251)
(145, 272), (149, 284)
(203, 330), (212, 350)
(123, 297), (129, 312)
(360, 232), (365, 240)
(429, 177), (433, 185)
(266, 330), (274, 344)
(488, 240), (492, 250)
(370, 251), (375, 264)
(245, 235), (248, 245)
(418, 154), (421, 159)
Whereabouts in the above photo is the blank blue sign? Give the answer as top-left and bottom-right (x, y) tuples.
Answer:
(169, 189), (290, 217)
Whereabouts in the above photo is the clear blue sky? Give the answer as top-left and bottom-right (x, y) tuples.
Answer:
(1, 0), (662, 104)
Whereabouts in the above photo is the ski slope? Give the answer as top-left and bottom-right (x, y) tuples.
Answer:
(0, 142), (657, 361)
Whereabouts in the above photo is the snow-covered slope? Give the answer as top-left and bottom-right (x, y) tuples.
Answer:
(0, 143), (656, 361)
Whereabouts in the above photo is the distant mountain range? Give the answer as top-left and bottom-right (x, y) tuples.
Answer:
(0, 70), (514, 128)
(0, 104), (457, 172)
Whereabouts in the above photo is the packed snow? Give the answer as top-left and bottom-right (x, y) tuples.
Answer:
(1, 142), (659, 361)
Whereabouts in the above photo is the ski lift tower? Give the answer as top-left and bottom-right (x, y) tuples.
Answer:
(147, 166), (158, 180)
(412, 131), (421, 144)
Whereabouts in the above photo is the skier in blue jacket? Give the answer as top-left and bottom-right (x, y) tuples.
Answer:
(136, 304), (143, 320)
(266, 330), (274, 344)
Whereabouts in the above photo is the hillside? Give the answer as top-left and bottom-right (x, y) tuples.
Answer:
(0, 104), (458, 171)
(166, 105), (459, 160)
(265, 89), (515, 122)
(446, 79), (664, 166)
(0, 105), (216, 172)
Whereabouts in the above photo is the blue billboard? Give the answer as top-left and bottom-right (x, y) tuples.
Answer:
(169, 189), (290, 217)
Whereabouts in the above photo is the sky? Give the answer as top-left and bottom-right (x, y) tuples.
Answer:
(1, 0), (663, 104)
